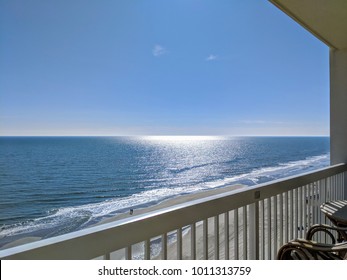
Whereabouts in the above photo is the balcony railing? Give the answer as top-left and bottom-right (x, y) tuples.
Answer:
(1, 163), (346, 260)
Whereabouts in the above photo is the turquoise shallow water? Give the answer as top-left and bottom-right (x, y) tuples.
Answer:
(0, 136), (329, 246)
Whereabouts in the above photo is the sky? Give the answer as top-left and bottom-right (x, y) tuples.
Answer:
(0, 0), (330, 136)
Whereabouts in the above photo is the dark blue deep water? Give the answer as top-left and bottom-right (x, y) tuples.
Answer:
(0, 136), (329, 247)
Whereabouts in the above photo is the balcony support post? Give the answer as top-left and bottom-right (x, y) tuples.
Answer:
(330, 48), (347, 199)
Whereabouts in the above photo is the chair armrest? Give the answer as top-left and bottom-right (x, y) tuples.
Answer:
(306, 224), (347, 243)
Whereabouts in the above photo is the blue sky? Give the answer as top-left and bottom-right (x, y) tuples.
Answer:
(0, 0), (330, 136)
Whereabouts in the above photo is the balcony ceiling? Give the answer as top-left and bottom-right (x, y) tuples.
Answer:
(269, 0), (347, 49)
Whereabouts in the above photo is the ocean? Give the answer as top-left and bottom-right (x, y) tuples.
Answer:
(0, 136), (330, 247)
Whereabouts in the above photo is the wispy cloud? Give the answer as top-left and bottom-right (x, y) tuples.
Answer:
(152, 44), (167, 57)
(206, 54), (218, 61)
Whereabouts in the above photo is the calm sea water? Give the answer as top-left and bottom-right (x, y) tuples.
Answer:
(0, 136), (329, 247)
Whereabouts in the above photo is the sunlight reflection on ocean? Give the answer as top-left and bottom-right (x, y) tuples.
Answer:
(0, 136), (329, 246)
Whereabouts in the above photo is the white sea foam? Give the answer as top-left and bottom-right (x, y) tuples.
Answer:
(215, 154), (330, 186)
(0, 153), (330, 243)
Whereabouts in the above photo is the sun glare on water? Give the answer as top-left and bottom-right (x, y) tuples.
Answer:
(141, 136), (224, 141)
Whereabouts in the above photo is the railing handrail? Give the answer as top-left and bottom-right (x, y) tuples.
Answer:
(1, 163), (346, 259)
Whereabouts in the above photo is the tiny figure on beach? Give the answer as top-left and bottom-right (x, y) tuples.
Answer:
(129, 209), (133, 215)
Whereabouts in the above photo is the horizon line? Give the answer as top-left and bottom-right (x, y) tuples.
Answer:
(0, 134), (330, 137)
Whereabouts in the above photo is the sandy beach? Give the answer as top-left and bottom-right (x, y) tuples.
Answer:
(96, 184), (247, 260)
(1, 184), (246, 257)
(97, 184), (245, 225)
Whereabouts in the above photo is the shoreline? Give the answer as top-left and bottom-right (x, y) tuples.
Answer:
(1, 184), (245, 251)
(99, 183), (246, 260)
(96, 184), (245, 226)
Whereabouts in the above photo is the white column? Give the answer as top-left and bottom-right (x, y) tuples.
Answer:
(330, 48), (347, 199)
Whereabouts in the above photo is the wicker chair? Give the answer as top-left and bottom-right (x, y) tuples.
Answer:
(277, 239), (347, 260)
(277, 225), (347, 260)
